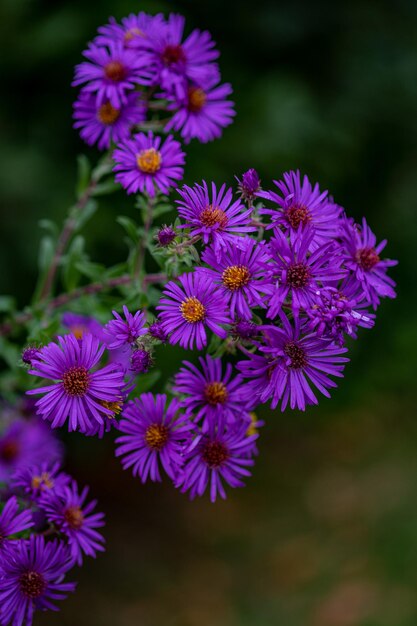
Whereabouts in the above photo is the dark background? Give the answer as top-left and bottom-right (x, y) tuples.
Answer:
(1, 1), (416, 624)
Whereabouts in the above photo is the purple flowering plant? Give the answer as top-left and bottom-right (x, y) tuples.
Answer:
(0, 8), (397, 623)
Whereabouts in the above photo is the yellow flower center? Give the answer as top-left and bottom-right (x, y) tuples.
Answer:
(222, 265), (251, 291)
(203, 382), (228, 406)
(136, 148), (162, 174)
(199, 205), (229, 229)
(99, 399), (123, 418)
(188, 87), (207, 112)
(246, 412), (258, 436)
(124, 27), (145, 42)
(180, 297), (206, 323)
(145, 424), (169, 450)
(97, 101), (120, 125)
(31, 472), (54, 491)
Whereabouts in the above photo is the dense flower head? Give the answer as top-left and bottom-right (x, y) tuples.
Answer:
(27, 333), (126, 435)
(173, 355), (250, 431)
(0, 535), (76, 626)
(176, 416), (258, 502)
(113, 131), (185, 196)
(104, 305), (147, 349)
(11, 462), (70, 503)
(21, 347), (40, 366)
(157, 271), (231, 350)
(198, 237), (272, 320)
(258, 170), (343, 248)
(266, 226), (346, 318)
(115, 393), (192, 482)
(0, 416), (62, 482)
(73, 89), (146, 151)
(41, 480), (105, 566)
(236, 168), (261, 201)
(339, 217), (397, 309)
(96, 12), (166, 49)
(130, 349), (153, 374)
(148, 320), (169, 343)
(72, 40), (153, 107)
(176, 181), (255, 256)
(232, 320), (260, 340)
(0, 496), (33, 552)
(157, 224), (176, 247)
(164, 77), (235, 143)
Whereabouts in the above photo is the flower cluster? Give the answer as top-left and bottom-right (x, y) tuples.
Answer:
(0, 408), (105, 626)
(72, 11), (235, 197)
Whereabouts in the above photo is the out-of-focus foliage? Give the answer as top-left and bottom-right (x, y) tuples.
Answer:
(0, 0), (415, 624)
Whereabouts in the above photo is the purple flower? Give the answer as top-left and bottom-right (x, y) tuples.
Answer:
(0, 535), (75, 626)
(306, 286), (374, 345)
(174, 355), (249, 431)
(232, 320), (259, 340)
(236, 168), (261, 201)
(130, 349), (153, 374)
(104, 305), (147, 349)
(11, 462), (70, 503)
(73, 89), (146, 151)
(0, 418), (62, 482)
(156, 272), (231, 350)
(72, 40), (153, 107)
(113, 131), (185, 197)
(141, 13), (220, 98)
(340, 217), (397, 309)
(157, 224), (177, 246)
(258, 170), (342, 248)
(164, 78), (235, 143)
(27, 334), (126, 434)
(198, 237), (272, 320)
(42, 480), (105, 566)
(239, 316), (349, 411)
(148, 320), (169, 343)
(21, 347), (40, 366)
(176, 417), (257, 502)
(0, 496), (33, 551)
(96, 12), (165, 49)
(62, 312), (105, 341)
(176, 181), (255, 257)
(115, 394), (192, 483)
(266, 226), (346, 318)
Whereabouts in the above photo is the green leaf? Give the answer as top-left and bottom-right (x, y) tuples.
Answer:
(38, 236), (55, 272)
(76, 154), (91, 198)
(75, 260), (105, 281)
(38, 219), (58, 238)
(132, 370), (161, 394)
(0, 296), (16, 313)
(117, 216), (140, 243)
(62, 236), (86, 291)
(74, 199), (98, 231)
(91, 180), (120, 196)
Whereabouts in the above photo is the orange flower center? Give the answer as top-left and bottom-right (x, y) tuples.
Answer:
(188, 87), (207, 112)
(99, 399), (123, 417)
(145, 423), (169, 450)
(124, 27), (145, 42)
(199, 205), (229, 229)
(286, 263), (311, 289)
(222, 265), (251, 291)
(284, 341), (307, 369)
(356, 247), (380, 270)
(97, 101), (120, 125)
(64, 506), (84, 530)
(162, 44), (186, 65)
(62, 366), (89, 397)
(31, 472), (54, 491)
(136, 148), (162, 174)
(180, 297), (206, 323)
(202, 441), (229, 468)
(203, 382), (228, 406)
(286, 204), (311, 229)
(104, 61), (127, 82)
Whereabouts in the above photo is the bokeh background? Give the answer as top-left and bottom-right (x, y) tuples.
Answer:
(0, 0), (416, 624)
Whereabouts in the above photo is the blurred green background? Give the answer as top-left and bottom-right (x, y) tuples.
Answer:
(0, 0), (416, 624)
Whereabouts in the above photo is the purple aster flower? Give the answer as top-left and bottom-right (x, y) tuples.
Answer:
(156, 272), (231, 350)
(42, 480), (105, 566)
(0, 535), (75, 626)
(104, 305), (147, 349)
(21, 347), (40, 366)
(62, 312), (105, 341)
(141, 13), (220, 98)
(236, 349), (281, 410)
(164, 77), (235, 143)
(113, 131), (185, 197)
(0, 496), (33, 551)
(340, 217), (397, 309)
(306, 286), (375, 345)
(266, 226), (346, 318)
(115, 394), (192, 483)
(176, 416), (258, 502)
(96, 12), (165, 49)
(11, 462), (70, 503)
(73, 40), (153, 107)
(148, 320), (169, 343)
(27, 334), (126, 434)
(236, 168), (261, 201)
(258, 170), (343, 248)
(156, 224), (177, 247)
(176, 181), (255, 257)
(198, 237), (272, 320)
(73, 89), (146, 151)
(0, 418), (62, 482)
(173, 355), (250, 431)
(232, 320), (259, 340)
(239, 315), (349, 412)
(130, 349), (153, 374)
